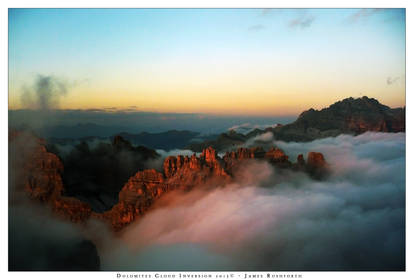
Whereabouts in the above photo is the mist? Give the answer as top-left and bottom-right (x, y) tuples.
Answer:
(8, 131), (100, 270)
(9, 204), (100, 271)
(99, 132), (405, 271)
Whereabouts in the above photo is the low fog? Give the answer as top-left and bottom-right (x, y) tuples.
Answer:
(9, 131), (405, 271)
(9, 132), (100, 270)
(9, 204), (100, 271)
(99, 132), (405, 271)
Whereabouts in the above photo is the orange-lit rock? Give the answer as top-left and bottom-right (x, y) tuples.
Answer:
(307, 152), (327, 168)
(11, 130), (330, 232)
(264, 147), (291, 168)
(52, 197), (92, 223)
(201, 146), (217, 164)
(9, 130), (93, 224)
(120, 169), (165, 203)
(306, 152), (328, 179)
(98, 169), (167, 230)
(103, 148), (231, 231)
(223, 147), (266, 172)
(265, 147), (289, 162)
(24, 144), (64, 202)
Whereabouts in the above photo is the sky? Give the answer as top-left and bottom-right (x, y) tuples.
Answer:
(8, 8), (406, 116)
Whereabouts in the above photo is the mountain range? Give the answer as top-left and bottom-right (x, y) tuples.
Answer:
(8, 96), (405, 270)
(188, 96), (405, 151)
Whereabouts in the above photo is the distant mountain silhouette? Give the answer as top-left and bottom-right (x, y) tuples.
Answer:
(115, 130), (201, 150)
(187, 130), (247, 152)
(188, 96), (405, 151)
(47, 130), (214, 151)
(271, 96), (405, 141)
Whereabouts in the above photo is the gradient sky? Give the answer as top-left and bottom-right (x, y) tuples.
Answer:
(8, 8), (405, 116)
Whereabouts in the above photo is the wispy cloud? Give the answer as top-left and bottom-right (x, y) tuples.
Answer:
(83, 106), (140, 113)
(248, 24), (265, 32)
(20, 75), (69, 110)
(110, 132), (405, 271)
(20, 75), (90, 110)
(260, 8), (284, 17)
(260, 9), (275, 16)
(289, 13), (315, 29)
(347, 8), (385, 24)
(387, 76), (400, 85)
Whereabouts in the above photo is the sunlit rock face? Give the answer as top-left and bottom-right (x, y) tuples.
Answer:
(105, 148), (232, 231)
(9, 130), (93, 224)
(164, 147), (228, 180)
(223, 146), (294, 172)
(94, 145), (329, 231)
(9, 130), (99, 271)
(9, 130), (64, 203)
(163, 148), (230, 186)
(307, 152), (326, 168)
(223, 147), (264, 172)
(100, 169), (167, 231)
(10, 130), (329, 232)
(306, 152), (328, 179)
(91, 144), (329, 231)
(24, 143), (64, 202)
(265, 147), (291, 168)
(52, 197), (93, 223)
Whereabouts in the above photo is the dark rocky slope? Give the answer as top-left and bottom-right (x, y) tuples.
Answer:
(271, 96), (405, 142)
(188, 96), (405, 151)
(49, 135), (160, 212)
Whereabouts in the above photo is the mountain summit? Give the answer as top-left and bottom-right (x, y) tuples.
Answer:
(270, 96), (405, 141)
(189, 96), (405, 152)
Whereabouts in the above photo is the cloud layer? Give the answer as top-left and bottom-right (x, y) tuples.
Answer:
(99, 132), (405, 271)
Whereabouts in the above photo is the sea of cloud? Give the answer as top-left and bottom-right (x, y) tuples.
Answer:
(97, 132), (405, 271)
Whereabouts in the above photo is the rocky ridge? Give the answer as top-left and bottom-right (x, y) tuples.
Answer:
(9, 130), (93, 223)
(10, 131), (328, 232)
(270, 96), (405, 142)
(188, 96), (405, 151)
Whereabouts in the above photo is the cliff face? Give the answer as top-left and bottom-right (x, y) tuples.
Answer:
(164, 146), (230, 183)
(103, 147), (232, 231)
(9, 130), (93, 223)
(24, 143), (64, 203)
(56, 134), (160, 213)
(103, 146), (329, 231)
(306, 152), (328, 179)
(222, 146), (293, 172)
(10, 131), (328, 232)
(99, 169), (167, 231)
(9, 130), (99, 271)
